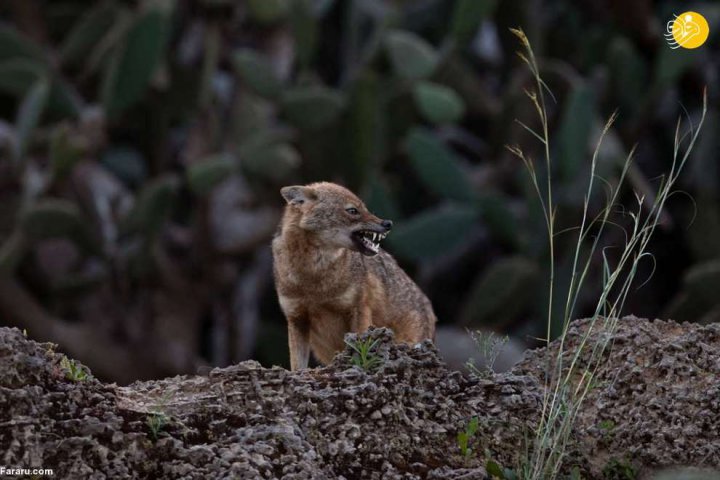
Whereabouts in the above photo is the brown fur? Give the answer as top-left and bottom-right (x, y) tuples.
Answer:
(272, 182), (437, 370)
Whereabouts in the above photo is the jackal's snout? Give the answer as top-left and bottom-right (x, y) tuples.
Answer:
(364, 216), (392, 233)
(352, 217), (392, 257)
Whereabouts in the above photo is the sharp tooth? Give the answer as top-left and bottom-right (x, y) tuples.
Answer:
(372, 233), (378, 242)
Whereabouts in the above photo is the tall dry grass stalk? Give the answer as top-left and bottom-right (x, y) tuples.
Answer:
(506, 28), (707, 479)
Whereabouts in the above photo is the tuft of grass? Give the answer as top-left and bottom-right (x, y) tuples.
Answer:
(145, 391), (175, 441)
(598, 419), (616, 432)
(486, 459), (519, 480)
(507, 27), (707, 479)
(602, 458), (637, 480)
(345, 337), (383, 372)
(465, 331), (508, 377)
(60, 355), (88, 382)
(457, 416), (479, 459)
(146, 411), (169, 441)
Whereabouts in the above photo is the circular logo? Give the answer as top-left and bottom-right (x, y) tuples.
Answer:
(666, 11), (710, 49)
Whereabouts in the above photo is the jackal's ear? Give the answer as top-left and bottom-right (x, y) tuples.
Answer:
(280, 186), (316, 206)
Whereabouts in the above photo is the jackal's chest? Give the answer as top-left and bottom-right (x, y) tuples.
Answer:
(276, 262), (359, 300)
(279, 282), (360, 312)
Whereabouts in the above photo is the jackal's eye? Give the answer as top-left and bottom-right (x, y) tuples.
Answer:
(346, 207), (360, 215)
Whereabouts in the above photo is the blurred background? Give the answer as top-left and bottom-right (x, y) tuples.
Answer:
(0, 0), (716, 383)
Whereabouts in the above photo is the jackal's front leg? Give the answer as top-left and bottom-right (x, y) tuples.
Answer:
(280, 295), (310, 370)
(351, 300), (373, 334)
(287, 319), (310, 370)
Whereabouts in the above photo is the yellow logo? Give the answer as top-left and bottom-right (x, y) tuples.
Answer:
(665, 11), (710, 49)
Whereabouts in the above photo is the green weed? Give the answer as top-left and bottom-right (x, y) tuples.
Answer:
(60, 355), (88, 382)
(602, 458), (637, 480)
(466, 331), (508, 377)
(345, 337), (383, 372)
(146, 411), (169, 441)
(146, 390), (175, 441)
(486, 458), (519, 480)
(457, 416), (479, 459)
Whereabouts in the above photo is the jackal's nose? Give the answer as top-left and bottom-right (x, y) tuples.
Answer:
(381, 219), (393, 231)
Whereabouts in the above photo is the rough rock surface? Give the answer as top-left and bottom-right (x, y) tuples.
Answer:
(1, 316), (719, 479)
(516, 316), (720, 478)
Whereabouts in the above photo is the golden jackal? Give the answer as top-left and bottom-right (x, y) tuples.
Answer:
(273, 182), (437, 370)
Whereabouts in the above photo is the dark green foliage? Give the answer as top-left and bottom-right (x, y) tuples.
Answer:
(101, 147), (147, 187)
(665, 260), (720, 324)
(123, 176), (179, 235)
(556, 85), (595, 184)
(606, 36), (647, 113)
(0, 25), (46, 62)
(102, 5), (172, 118)
(385, 31), (439, 80)
(404, 128), (475, 202)
(246, 0), (291, 25)
(60, 2), (121, 66)
(20, 199), (85, 241)
(50, 125), (84, 182)
(290, 0), (320, 67)
(243, 143), (300, 182)
(460, 257), (539, 328)
(281, 86), (345, 130)
(14, 79), (49, 162)
(450, 0), (497, 44)
(187, 155), (237, 196)
(0, 58), (44, 97)
(0, 231), (26, 274)
(232, 50), (284, 99)
(413, 81), (466, 125)
(387, 205), (478, 261)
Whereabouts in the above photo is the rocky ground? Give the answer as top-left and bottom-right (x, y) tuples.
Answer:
(1, 316), (719, 479)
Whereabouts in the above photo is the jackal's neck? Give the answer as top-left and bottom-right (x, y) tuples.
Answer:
(280, 225), (353, 276)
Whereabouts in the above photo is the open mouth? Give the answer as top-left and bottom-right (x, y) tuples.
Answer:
(351, 230), (388, 256)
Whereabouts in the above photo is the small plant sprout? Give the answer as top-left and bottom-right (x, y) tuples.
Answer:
(457, 416), (479, 459)
(146, 411), (169, 441)
(466, 331), (509, 377)
(345, 337), (383, 372)
(146, 391), (175, 441)
(486, 459), (519, 480)
(60, 355), (88, 382)
(602, 458), (637, 480)
(598, 419), (616, 441)
(598, 419), (616, 432)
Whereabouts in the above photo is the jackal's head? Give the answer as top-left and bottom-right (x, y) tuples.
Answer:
(280, 182), (392, 256)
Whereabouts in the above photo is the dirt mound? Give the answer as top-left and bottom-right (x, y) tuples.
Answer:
(1, 317), (719, 479)
(516, 316), (720, 477)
